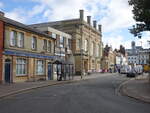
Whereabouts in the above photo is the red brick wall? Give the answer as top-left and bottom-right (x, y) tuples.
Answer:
(0, 20), (4, 83)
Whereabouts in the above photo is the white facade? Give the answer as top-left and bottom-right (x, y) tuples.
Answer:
(139, 49), (150, 65)
(128, 55), (139, 64)
(115, 54), (128, 66)
(126, 41), (150, 65)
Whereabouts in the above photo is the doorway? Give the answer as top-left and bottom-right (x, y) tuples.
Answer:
(4, 59), (11, 83)
(48, 63), (53, 80)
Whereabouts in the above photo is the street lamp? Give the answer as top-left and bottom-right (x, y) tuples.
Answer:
(80, 48), (84, 79)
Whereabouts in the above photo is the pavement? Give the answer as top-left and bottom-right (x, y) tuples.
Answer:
(0, 73), (114, 99)
(120, 73), (150, 103)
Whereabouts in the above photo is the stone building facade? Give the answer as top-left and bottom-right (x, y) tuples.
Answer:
(0, 13), (56, 83)
(29, 10), (103, 75)
(101, 45), (115, 72)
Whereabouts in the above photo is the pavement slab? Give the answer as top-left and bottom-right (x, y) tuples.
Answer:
(121, 74), (150, 103)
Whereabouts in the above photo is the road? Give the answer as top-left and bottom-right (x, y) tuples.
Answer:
(0, 73), (150, 113)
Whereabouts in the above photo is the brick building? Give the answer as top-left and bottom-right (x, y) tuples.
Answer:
(29, 10), (103, 75)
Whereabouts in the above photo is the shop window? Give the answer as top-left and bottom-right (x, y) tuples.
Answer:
(36, 60), (44, 75)
(16, 58), (27, 76)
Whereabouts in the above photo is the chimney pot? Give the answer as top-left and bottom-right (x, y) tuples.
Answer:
(98, 25), (102, 32)
(79, 9), (84, 21)
(87, 16), (91, 25)
(93, 20), (97, 29)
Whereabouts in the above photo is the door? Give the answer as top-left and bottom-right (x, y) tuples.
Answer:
(5, 59), (11, 83)
(48, 63), (52, 80)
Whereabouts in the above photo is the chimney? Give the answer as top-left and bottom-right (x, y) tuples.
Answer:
(98, 25), (102, 32)
(79, 9), (84, 21)
(93, 20), (97, 29)
(87, 16), (91, 25)
(0, 11), (4, 17)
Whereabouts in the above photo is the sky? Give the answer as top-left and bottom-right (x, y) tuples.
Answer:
(0, 0), (150, 49)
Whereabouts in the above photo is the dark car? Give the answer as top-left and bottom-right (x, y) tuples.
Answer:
(126, 72), (136, 77)
(126, 69), (137, 77)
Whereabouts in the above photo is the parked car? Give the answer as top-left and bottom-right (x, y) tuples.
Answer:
(120, 65), (131, 74)
(126, 68), (137, 77)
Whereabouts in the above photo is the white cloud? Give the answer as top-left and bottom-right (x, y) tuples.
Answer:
(5, 8), (27, 23)
(103, 35), (132, 49)
(99, 0), (135, 33)
(28, 4), (45, 17)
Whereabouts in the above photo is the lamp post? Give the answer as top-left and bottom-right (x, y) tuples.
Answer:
(147, 40), (150, 82)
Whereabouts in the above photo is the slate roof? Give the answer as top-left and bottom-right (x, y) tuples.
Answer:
(0, 16), (55, 40)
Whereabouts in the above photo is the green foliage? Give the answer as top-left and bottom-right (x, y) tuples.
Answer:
(128, 0), (150, 37)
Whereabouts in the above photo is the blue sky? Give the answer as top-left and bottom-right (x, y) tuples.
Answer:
(0, 0), (150, 49)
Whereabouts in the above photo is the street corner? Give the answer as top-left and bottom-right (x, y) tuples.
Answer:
(119, 78), (150, 103)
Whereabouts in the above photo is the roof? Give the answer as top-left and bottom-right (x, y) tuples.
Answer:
(0, 16), (55, 40)
(28, 18), (101, 34)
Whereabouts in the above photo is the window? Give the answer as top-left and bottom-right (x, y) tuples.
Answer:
(91, 42), (94, 56)
(84, 39), (88, 51)
(60, 36), (64, 47)
(10, 30), (17, 46)
(43, 39), (47, 51)
(17, 32), (24, 48)
(97, 45), (100, 57)
(31, 37), (37, 50)
(68, 39), (71, 49)
(52, 33), (57, 39)
(48, 41), (51, 52)
(36, 60), (44, 75)
(76, 39), (80, 50)
(16, 58), (27, 76)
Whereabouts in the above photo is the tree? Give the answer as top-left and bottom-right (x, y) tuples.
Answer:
(128, 0), (150, 38)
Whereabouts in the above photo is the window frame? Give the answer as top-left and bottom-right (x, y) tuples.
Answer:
(36, 60), (45, 75)
(17, 32), (24, 48)
(10, 30), (17, 47)
(48, 41), (52, 53)
(43, 39), (47, 51)
(16, 58), (27, 76)
(31, 36), (37, 50)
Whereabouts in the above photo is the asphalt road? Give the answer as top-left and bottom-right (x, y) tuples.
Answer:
(0, 73), (150, 113)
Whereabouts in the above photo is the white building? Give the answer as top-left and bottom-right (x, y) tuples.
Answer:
(139, 49), (150, 65)
(126, 41), (150, 65)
